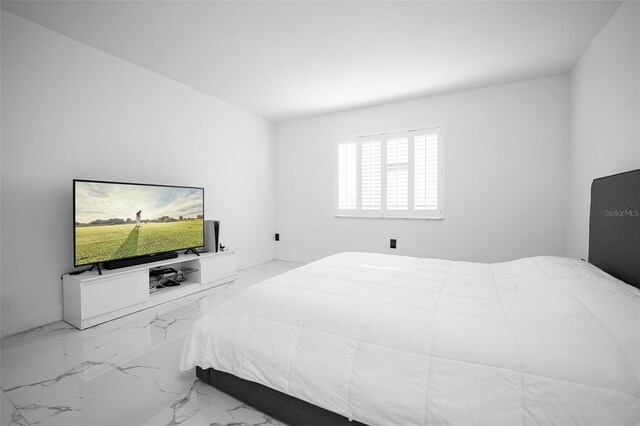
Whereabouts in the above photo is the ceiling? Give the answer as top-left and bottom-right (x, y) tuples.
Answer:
(1, 1), (621, 122)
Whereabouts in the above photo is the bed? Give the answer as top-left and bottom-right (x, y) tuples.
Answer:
(180, 169), (640, 426)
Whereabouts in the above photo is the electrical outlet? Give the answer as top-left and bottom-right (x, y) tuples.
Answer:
(275, 233), (280, 241)
(390, 239), (397, 249)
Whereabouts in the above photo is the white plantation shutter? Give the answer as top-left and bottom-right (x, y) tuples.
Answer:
(361, 140), (381, 209)
(336, 126), (444, 218)
(414, 132), (439, 210)
(338, 142), (357, 209)
(386, 138), (408, 210)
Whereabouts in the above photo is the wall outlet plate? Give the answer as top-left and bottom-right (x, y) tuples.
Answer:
(275, 233), (280, 241)
(390, 239), (397, 249)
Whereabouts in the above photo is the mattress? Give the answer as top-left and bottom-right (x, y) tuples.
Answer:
(180, 252), (640, 425)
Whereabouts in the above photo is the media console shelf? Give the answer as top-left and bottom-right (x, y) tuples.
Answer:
(63, 251), (235, 330)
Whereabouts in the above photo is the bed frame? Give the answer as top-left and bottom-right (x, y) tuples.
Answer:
(196, 366), (367, 425)
(197, 169), (640, 425)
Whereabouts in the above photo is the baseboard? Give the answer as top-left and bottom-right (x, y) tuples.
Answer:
(1, 304), (63, 337)
(274, 249), (324, 265)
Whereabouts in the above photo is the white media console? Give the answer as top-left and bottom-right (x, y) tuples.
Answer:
(62, 251), (235, 330)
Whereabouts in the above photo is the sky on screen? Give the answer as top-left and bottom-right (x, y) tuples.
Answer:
(75, 182), (203, 223)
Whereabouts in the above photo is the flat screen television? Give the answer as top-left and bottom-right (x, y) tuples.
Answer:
(74, 179), (204, 268)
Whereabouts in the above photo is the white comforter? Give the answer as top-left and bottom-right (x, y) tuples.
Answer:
(180, 253), (640, 425)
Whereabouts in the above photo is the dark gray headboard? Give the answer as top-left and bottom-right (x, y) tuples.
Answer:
(588, 169), (640, 290)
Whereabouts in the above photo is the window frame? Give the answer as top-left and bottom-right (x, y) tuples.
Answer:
(335, 125), (445, 220)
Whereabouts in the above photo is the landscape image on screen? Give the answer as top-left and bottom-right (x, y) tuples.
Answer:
(75, 181), (204, 266)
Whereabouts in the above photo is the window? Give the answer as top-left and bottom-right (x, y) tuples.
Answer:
(386, 137), (409, 210)
(361, 140), (381, 210)
(336, 126), (444, 219)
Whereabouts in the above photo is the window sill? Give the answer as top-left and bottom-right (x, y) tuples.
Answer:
(335, 215), (444, 221)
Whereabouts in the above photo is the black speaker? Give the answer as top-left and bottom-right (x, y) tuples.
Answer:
(204, 220), (220, 252)
(103, 251), (179, 270)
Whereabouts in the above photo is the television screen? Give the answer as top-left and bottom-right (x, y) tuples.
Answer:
(74, 180), (204, 267)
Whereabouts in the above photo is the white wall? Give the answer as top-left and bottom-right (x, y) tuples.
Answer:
(566, 1), (640, 260)
(275, 76), (569, 264)
(0, 12), (276, 336)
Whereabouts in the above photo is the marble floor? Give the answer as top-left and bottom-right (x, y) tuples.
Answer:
(1, 260), (301, 426)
